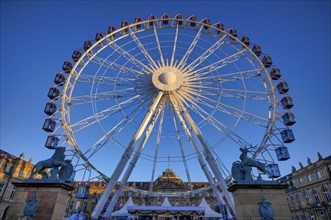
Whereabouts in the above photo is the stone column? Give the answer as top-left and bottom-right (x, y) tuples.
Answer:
(5, 181), (74, 220)
(228, 183), (291, 220)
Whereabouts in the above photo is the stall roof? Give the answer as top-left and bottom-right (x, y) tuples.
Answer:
(111, 197), (136, 217)
(199, 198), (223, 218)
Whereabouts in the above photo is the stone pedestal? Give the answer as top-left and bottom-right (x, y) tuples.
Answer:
(5, 181), (74, 220)
(228, 183), (291, 220)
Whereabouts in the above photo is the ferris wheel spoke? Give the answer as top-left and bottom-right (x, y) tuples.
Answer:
(186, 48), (248, 77)
(170, 101), (193, 190)
(107, 41), (153, 74)
(70, 94), (144, 132)
(129, 27), (159, 70)
(77, 74), (136, 85)
(149, 98), (166, 192)
(84, 100), (151, 159)
(181, 89), (268, 128)
(217, 68), (264, 82)
(176, 90), (250, 147)
(170, 23), (179, 67)
(89, 53), (145, 76)
(69, 88), (136, 106)
(181, 35), (227, 73)
(177, 26), (204, 70)
(221, 88), (269, 101)
(153, 24), (165, 67)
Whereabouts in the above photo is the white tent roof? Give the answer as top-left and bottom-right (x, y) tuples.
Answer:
(111, 197), (136, 217)
(199, 198), (223, 218)
(161, 197), (172, 207)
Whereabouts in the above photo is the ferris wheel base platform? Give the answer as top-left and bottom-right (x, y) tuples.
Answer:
(228, 183), (291, 220)
(3, 181), (74, 220)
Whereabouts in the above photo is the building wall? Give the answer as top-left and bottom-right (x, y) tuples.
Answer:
(0, 150), (36, 219)
(279, 154), (331, 220)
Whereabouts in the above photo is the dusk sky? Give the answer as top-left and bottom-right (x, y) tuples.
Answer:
(1, 1), (330, 181)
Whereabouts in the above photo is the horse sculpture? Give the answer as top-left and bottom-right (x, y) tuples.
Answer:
(29, 147), (66, 179)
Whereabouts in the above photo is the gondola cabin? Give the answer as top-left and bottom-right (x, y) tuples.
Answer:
(215, 22), (224, 34)
(44, 102), (57, 116)
(148, 15), (156, 26)
(175, 14), (183, 25)
(229, 28), (237, 38)
(76, 184), (90, 199)
(266, 164), (281, 178)
(262, 55), (272, 68)
(161, 14), (169, 25)
(42, 119), (56, 132)
(83, 41), (92, 51)
(108, 26), (116, 34)
(281, 96), (294, 109)
(72, 50), (82, 62)
(252, 45), (262, 57)
(48, 87), (60, 100)
(54, 73), (65, 86)
(95, 32), (103, 42)
(281, 129), (295, 143)
(270, 67), (281, 80)
(62, 61), (73, 73)
(202, 18), (211, 30)
(45, 135), (59, 149)
(121, 21), (129, 34)
(275, 147), (290, 161)
(188, 15), (197, 27)
(276, 81), (289, 94)
(282, 111), (296, 126)
(241, 36), (250, 47)
(135, 17), (143, 28)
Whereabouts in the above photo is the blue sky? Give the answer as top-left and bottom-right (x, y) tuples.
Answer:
(1, 1), (330, 181)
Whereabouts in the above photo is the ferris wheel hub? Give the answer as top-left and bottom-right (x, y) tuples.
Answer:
(152, 66), (184, 91)
(158, 72), (176, 85)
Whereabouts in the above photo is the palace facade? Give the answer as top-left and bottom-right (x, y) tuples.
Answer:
(0, 150), (37, 219)
(278, 153), (331, 220)
(65, 169), (218, 218)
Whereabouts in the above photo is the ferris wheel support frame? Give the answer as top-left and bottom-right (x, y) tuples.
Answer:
(103, 97), (165, 217)
(91, 91), (164, 218)
(171, 93), (235, 217)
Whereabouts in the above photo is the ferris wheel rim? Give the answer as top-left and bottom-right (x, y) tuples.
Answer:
(60, 17), (279, 185)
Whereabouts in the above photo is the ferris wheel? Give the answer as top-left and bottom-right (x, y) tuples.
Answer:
(43, 13), (295, 218)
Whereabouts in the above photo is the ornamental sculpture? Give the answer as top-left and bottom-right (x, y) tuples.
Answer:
(27, 147), (74, 182)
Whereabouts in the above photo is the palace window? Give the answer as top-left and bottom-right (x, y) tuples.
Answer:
(310, 212), (315, 220)
(296, 194), (301, 206)
(304, 191), (310, 205)
(0, 183), (4, 195)
(4, 163), (11, 174)
(322, 186), (331, 203)
(319, 211), (327, 220)
(299, 177), (303, 184)
(82, 201), (87, 212)
(19, 168), (24, 177)
(9, 186), (16, 200)
(312, 189), (320, 205)
(75, 201), (81, 212)
(316, 170), (322, 179)
(307, 174), (312, 182)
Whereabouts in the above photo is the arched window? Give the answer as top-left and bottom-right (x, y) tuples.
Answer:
(310, 211), (315, 220)
(322, 186), (331, 203)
